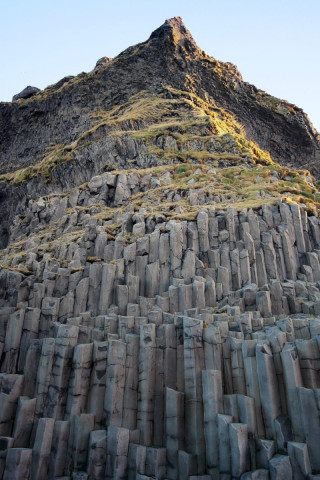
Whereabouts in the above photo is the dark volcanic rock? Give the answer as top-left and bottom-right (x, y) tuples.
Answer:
(94, 56), (112, 69)
(50, 75), (75, 90)
(12, 85), (40, 101)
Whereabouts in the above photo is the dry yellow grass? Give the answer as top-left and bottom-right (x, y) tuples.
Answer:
(0, 88), (274, 185)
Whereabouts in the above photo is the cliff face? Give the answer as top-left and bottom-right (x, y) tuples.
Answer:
(1, 17), (320, 480)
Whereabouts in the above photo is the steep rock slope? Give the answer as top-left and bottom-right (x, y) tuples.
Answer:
(0, 17), (320, 480)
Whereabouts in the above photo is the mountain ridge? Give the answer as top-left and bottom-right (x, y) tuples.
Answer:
(0, 17), (319, 176)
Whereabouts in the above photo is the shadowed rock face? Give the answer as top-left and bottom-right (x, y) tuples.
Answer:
(1, 20), (320, 479)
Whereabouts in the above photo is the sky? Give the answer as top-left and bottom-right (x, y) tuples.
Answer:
(0, 0), (319, 131)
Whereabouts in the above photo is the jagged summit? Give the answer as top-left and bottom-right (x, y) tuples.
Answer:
(149, 16), (189, 39)
(114, 16), (202, 62)
(148, 16), (203, 56)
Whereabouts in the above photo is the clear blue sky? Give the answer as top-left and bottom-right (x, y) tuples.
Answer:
(1, 0), (319, 131)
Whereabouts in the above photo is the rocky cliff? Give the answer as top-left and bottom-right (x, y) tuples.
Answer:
(0, 17), (320, 480)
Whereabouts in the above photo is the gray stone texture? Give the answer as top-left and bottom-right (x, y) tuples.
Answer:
(0, 201), (320, 479)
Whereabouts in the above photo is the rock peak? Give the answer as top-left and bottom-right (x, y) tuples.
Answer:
(149, 16), (202, 56)
(163, 16), (185, 28)
(150, 16), (187, 35)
